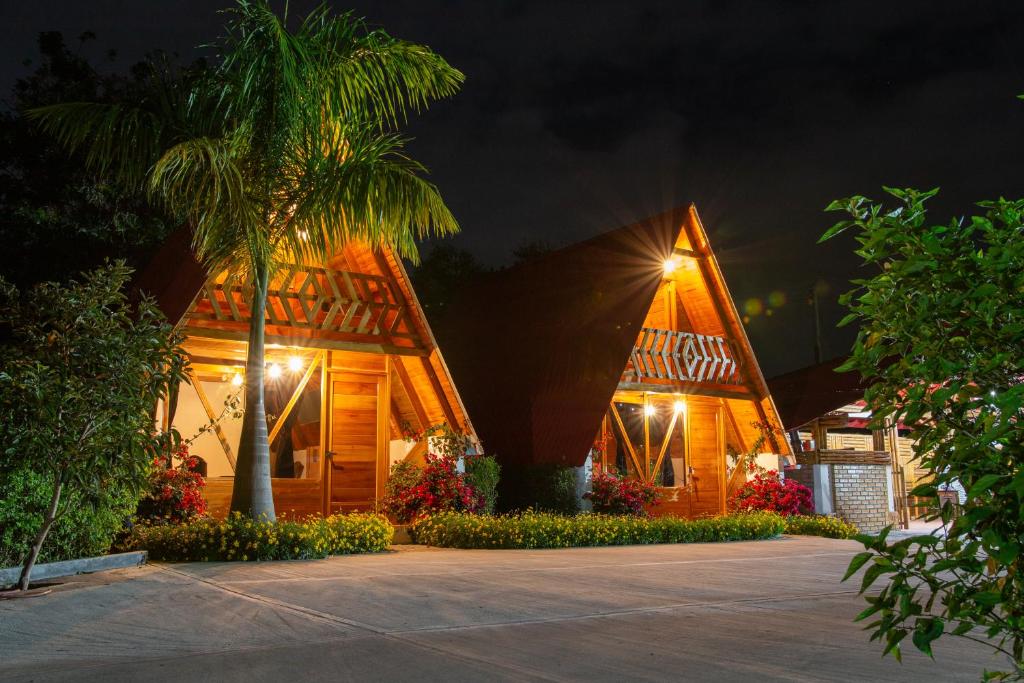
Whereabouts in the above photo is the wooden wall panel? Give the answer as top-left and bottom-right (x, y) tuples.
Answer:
(203, 478), (322, 520)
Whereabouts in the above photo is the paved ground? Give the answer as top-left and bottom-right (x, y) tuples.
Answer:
(0, 536), (1002, 682)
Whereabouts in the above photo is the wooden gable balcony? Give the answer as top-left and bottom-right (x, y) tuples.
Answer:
(622, 326), (742, 389)
(184, 263), (426, 355)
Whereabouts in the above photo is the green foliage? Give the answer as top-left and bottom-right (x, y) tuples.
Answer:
(0, 464), (139, 567)
(0, 263), (186, 586)
(784, 514), (859, 539)
(0, 32), (174, 287)
(411, 511), (785, 549)
(522, 464), (580, 514)
(464, 455), (500, 514)
(123, 512), (393, 561)
(30, 1), (466, 522)
(824, 188), (1024, 678)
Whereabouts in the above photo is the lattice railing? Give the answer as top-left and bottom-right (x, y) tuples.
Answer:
(186, 264), (422, 347)
(626, 327), (741, 385)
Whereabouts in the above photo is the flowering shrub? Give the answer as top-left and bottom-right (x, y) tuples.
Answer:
(412, 511), (786, 549)
(784, 514), (858, 539)
(585, 470), (658, 516)
(729, 469), (813, 516)
(382, 454), (483, 523)
(135, 446), (207, 524)
(123, 512), (392, 561)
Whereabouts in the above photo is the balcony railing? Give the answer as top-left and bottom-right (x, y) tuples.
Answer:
(185, 263), (423, 349)
(626, 327), (740, 385)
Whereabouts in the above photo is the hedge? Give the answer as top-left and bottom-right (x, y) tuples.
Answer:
(411, 511), (787, 549)
(123, 512), (393, 561)
(783, 514), (859, 539)
(1, 464), (141, 567)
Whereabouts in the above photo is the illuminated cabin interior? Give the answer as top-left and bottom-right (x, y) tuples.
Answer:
(436, 205), (790, 516)
(141, 234), (476, 519)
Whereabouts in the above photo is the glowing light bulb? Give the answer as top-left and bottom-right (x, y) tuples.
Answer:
(268, 363), (282, 379)
(663, 258), (679, 275)
(673, 400), (686, 414)
(644, 404), (657, 417)
(288, 356), (303, 372)
(231, 373), (243, 387)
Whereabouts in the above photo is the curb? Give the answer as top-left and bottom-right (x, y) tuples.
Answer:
(1, 551), (148, 588)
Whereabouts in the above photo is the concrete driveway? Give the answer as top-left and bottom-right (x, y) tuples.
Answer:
(0, 535), (1001, 682)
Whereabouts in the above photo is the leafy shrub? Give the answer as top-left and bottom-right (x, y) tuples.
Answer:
(522, 464), (579, 514)
(464, 454), (500, 514)
(586, 470), (658, 516)
(1, 464), (140, 567)
(135, 446), (207, 525)
(824, 188), (1024, 675)
(381, 454), (482, 523)
(123, 512), (392, 561)
(784, 514), (858, 539)
(729, 469), (813, 516)
(411, 511), (785, 549)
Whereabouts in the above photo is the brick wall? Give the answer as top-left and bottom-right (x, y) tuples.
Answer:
(833, 464), (890, 534)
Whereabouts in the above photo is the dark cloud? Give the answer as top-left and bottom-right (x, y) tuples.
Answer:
(2, 0), (1023, 374)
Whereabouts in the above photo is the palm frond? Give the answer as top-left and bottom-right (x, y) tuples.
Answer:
(27, 102), (165, 189)
(315, 14), (464, 126)
(285, 125), (459, 264)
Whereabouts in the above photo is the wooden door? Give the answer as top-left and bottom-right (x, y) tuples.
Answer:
(326, 371), (386, 513)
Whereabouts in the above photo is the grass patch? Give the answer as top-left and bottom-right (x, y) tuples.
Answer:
(411, 511), (786, 549)
(124, 512), (393, 561)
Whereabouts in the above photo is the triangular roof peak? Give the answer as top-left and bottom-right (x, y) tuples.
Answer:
(435, 204), (788, 467)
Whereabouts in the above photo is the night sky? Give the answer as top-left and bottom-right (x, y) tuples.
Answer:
(2, 1), (1023, 376)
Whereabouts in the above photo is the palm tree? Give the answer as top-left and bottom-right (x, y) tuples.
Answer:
(30, 1), (463, 521)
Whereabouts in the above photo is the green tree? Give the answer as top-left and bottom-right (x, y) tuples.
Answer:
(822, 188), (1024, 679)
(0, 31), (175, 287)
(0, 263), (186, 590)
(30, 1), (463, 521)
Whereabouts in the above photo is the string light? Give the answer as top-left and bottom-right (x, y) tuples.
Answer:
(268, 363), (282, 379)
(644, 404), (657, 417)
(231, 373), (243, 387)
(663, 258), (679, 275)
(288, 356), (303, 372)
(673, 400), (686, 414)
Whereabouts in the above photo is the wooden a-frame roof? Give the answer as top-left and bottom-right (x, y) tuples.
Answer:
(134, 228), (477, 440)
(434, 204), (788, 468)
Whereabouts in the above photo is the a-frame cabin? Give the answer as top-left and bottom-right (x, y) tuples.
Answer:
(139, 232), (476, 518)
(436, 205), (790, 516)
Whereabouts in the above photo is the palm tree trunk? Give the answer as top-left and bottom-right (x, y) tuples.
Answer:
(18, 476), (63, 591)
(230, 261), (276, 521)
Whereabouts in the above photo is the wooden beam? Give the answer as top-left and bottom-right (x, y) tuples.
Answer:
(267, 350), (325, 445)
(402, 439), (428, 466)
(392, 356), (430, 430)
(184, 368), (237, 471)
(420, 355), (459, 429)
(609, 403), (644, 479)
(649, 410), (680, 484)
(616, 381), (752, 401)
(376, 359), (392, 500)
(183, 326), (430, 357)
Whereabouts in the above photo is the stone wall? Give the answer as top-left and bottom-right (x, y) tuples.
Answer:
(784, 463), (892, 534)
(832, 464), (890, 534)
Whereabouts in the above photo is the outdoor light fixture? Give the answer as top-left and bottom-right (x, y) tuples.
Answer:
(644, 404), (657, 417)
(231, 373), (243, 387)
(288, 356), (303, 372)
(673, 400), (686, 414)
(268, 363), (282, 379)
